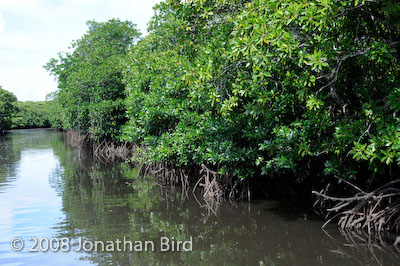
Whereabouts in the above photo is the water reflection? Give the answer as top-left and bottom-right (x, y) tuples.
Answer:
(0, 129), (399, 266)
(323, 228), (400, 266)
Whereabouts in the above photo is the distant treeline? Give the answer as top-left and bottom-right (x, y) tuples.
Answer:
(0, 87), (55, 131)
(40, 0), (400, 193)
(11, 101), (54, 129)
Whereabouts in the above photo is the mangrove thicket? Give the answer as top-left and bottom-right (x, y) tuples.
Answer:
(0, 86), (17, 134)
(44, 0), (400, 218)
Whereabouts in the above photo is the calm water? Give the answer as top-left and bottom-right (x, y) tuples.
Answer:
(0, 129), (399, 266)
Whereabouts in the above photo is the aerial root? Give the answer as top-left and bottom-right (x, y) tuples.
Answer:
(313, 177), (400, 232)
(65, 130), (249, 212)
(64, 129), (134, 161)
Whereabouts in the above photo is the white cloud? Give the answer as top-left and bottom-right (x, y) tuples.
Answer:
(0, 0), (161, 101)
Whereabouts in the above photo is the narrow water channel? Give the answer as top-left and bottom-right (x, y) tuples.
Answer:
(0, 129), (398, 265)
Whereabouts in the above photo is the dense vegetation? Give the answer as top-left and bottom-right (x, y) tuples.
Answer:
(45, 19), (141, 140)
(0, 86), (17, 134)
(11, 101), (53, 129)
(46, 0), (400, 195)
(0, 87), (56, 131)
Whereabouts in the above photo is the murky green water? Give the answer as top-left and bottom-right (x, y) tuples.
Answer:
(0, 129), (399, 265)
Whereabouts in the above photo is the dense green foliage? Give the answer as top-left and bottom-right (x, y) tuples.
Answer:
(45, 19), (141, 139)
(0, 86), (17, 133)
(47, 1), (400, 189)
(0, 88), (59, 131)
(11, 101), (53, 129)
(121, 0), (400, 184)
(121, 0), (255, 179)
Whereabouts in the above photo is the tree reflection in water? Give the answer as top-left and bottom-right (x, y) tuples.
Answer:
(2, 129), (397, 266)
(51, 138), (400, 266)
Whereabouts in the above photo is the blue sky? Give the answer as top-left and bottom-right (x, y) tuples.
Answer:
(0, 0), (161, 101)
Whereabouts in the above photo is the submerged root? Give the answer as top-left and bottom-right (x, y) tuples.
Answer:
(191, 164), (250, 216)
(192, 164), (223, 216)
(65, 130), (90, 148)
(323, 228), (400, 265)
(196, 164), (223, 203)
(65, 130), (250, 211)
(64, 130), (134, 161)
(141, 161), (191, 200)
(313, 178), (400, 233)
(139, 162), (249, 215)
(92, 139), (134, 161)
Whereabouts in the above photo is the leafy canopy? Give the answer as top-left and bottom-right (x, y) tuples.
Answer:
(0, 86), (17, 131)
(45, 19), (141, 139)
(122, 0), (400, 185)
(47, 1), (400, 188)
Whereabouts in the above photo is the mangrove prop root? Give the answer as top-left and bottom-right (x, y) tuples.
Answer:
(65, 130), (250, 210)
(64, 130), (134, 161)
(312, 178), (400, 233)
(140, 161), (249, 215)
(323, 228), (400, 265)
